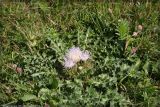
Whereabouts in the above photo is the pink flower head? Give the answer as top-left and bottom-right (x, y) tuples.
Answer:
(16, 67), (23, 73)
(80, 51), (90, 61)
(64, 58), (76, 68)
(64, 47), (91, 68)
(131, 47), (138, 55)
(65, 47), (82, 63)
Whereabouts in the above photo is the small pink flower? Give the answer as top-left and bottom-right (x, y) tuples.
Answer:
(131, 47), (138, 55)
(80, 51), (90, 61)
(64, 58), (76, 68)
(64, 47), (91, 68)
(65, 47), (82, 63)
(16, 67), (23, 73)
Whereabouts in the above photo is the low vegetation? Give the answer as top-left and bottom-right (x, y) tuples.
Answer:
(0, 1), (160, 106)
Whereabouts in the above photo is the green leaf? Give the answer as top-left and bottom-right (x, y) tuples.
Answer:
(116, 19), (129, 40)
(49, 100), (58, 107)
(38, 88), (51, 101)
(21, 94), (37, 102)
(143, 61), (149, 75)
(130, 59), (141, 71)
(0, 93), (8, 100)
(31, 72), (45, 77)
(48, 77), (58, 89)
(129, 59), (141, 77)
(37, 1), (49, 12)
(15, 83), (29, 91)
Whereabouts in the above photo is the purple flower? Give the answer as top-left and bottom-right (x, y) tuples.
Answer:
(80, 51), (90, 61)
(65, 47), (82, 63)
(64, 58), (76, 68)
(64, 47), (91, 68)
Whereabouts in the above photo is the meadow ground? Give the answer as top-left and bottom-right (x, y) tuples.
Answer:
(0, 1), (160, 106)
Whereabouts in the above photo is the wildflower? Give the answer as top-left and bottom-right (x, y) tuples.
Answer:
(80, 51), (90, 61)
(65, 47), (82, 63)
(138, 25), (143, 31)
(16, 67), (23, 73)
(131, 47), (138, 55)
(64, 47), (91, 68)
(64, 58), (76, 68)
(132, 32), (138, 37)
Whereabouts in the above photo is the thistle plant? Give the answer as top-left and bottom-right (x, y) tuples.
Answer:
(0, 1), (160, 107)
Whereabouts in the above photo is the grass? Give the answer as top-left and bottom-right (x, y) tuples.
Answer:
(0, 1), (160, 106)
